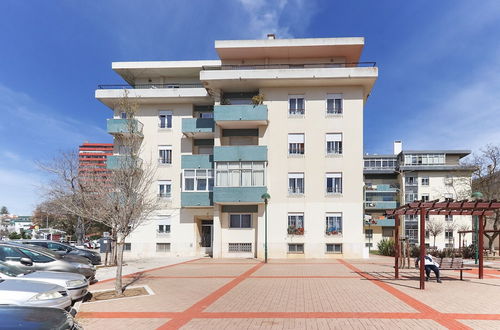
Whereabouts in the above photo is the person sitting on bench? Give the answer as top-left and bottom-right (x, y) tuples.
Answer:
(416, 254), (442, 283)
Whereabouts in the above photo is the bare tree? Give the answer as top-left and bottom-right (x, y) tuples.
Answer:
(39, 92), (158, 296)
(466, 145), (500, 250)
(427, 219), (444, 248)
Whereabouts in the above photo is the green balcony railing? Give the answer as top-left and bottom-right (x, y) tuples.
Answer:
(107, 155), (142, 170)
(107, 119), (144, 137)
(213, 187), (267, 204)
(182, 118), (215, 134)
(365, 184), (399, 192)
(181, 155), (214, 169)
(214, 105), (268, 122)
(181, 192), (213, 207)
(213, 146), (267, 162)
(364, 201), (398, 210)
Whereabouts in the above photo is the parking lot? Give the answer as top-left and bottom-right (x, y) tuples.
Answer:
(77, 256), (500, 329)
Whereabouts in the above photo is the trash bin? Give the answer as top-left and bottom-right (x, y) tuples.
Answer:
(99, 237), (112, 253)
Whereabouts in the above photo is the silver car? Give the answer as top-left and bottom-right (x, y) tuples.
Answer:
(0, 243), (96, 282)
(0, 279), (71, 310)
(0, 261), (88, 301)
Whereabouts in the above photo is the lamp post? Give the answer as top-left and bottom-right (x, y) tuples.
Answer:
(261, 193), (271, 263)
(471, 191), (483, 265)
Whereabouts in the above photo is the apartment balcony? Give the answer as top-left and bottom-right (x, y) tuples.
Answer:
(213, 146), (267, 162)
(106, 155), (142, 170)
(364, 201), (398, 210)
(365, 184), (399, 193)
(213, 187), (267, 204)
(181, 155), (213, 169)
(181, 192), (213, 207)
(107, 119), (144, 137)
(182, 118), (215, 138)
(201, 62), (377, 99)
(214, 105), (268, 128)
(95, 83), (212, 107)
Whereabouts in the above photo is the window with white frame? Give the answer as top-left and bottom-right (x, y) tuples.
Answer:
(326, 243), (342, 254)
(421, 177), (429, 186)
(183, 169), (214, 191)
(215, 162), (265, 187)
(445, 215), (453, 222)
(158, 181), (172, 198)
(405, 193), (418, 203)
(421, 194), (429, 202)
(405, 176), (417, 185)
(325, 213), (342, 234)
(288, 95), (305, 115)
(288, 243), (304, 254)
(326, 173), (342, 194)
(445, 229), (454, 239)
(156, 215), (171, 234)
(288, 173), (304, 194)
(158, 110), (172, 128)
(365, 229), (373, 239)
(326, 93), (343, 114)
(326, 133), (342, 155)
(229, 214), (252, 228)
(288, 134), (305, 155)
(158, 146), (172, 164)
(287, 213), (304, 234)
(156, 243), (170, 252)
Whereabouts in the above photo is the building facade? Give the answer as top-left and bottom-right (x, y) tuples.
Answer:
(78, 142), (114, 179)
(363, 141), (475, 250)
(96, 36), (378, 259)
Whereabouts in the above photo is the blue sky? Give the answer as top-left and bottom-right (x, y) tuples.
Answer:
(1, 0), (499, 215)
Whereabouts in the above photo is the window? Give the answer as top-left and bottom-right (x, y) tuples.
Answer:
(382, 228), (394, 238)
(288, 95), (305, 115)
(288, 243), (304, 254)
(159, 146), (172, 164)
(425, 230), (430, 239)
(287, 213), (304, 235)
(405, 176), (417, 186)
(19, 249), (53, 263)
(124, 243), (131, 251)
(120, 112), (127, 119)
(288, 134), (305, 155)
(421, 177), (429, 186)
(157, 216), (171, 234)
(159, 110), (172, 128)
(364, 158), (397, 169)
(0, 246), (24, 261)
(325, 213), (342, 234)
(158, 224), (171, 233)
(326, 244), (342, 254)
(215, 162), (265, 187)
(365, 229), (373, 239)
(229, 214), (252, 228)
(326, 173), (342, 194)
(47, 242), (69, 252)
(445, 230), (454, 239)
(405, 193), (418, 203)
(326, 133), (342, 155)
(288, 173), (304, 194)
(445, 215), (453, 222)
(156, 243), (171, 252)
(365, 243), (373, 248)
(421, 194), (429, 202)
(326, 94), (343, 114)
(158, 180), (172, 198)
(445, 243), (454, 248)
(228, 243), (252, 253)
(404, 153), (445, 166)
(183, 169), (214, 191)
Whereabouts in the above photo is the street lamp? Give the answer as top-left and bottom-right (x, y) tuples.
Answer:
(261, 193), (271, 263)
(471, 191), (483, 264)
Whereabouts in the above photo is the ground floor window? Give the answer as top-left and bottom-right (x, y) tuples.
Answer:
(325, 213), (342, 235)
(288, 243), (304, 254)
(287, 213), (304, 235)
(229, 214), (252, 228)
(124, 243), (131, 251)
(326, 243), (342, 254)
(156, 243), (171, 252)
(365, 229), (373, 239)
(228, 243), (252, 253)
(382, 227), (394, 238)
(158, 224), (171, 233)
(365, 243), (373, 248)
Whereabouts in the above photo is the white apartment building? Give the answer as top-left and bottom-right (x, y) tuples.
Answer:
(364, 141), (475, 250)
(96, 36), (378, 259)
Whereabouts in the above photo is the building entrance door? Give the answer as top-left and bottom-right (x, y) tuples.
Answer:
(200, 220), (213, 257)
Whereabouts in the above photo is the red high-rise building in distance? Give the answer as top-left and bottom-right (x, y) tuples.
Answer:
(78, 142), (113, 179)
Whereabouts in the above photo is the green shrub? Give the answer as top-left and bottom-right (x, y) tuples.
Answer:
(377, 238), (395, 256)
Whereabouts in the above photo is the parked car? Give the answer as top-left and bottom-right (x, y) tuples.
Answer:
(0, 261), (88, 301)
(0, 242), (96, 283)
(18, 240), (102, 265)
(0, 306), (81, 329)
(0, 279), (71, 309)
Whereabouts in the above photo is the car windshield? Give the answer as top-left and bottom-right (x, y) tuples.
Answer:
(21, 244), (61, 260)
(0, 261), (29, 277)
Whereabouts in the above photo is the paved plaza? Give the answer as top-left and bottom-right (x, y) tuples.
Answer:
(77, 256), (500, 329)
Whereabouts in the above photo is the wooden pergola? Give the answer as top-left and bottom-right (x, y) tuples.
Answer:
(386, 199), (500, 290)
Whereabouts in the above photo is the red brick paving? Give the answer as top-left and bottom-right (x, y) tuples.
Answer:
(77, 257), (500, 329)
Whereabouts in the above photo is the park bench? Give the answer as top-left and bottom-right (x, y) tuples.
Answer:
(434, 257), (472, 280)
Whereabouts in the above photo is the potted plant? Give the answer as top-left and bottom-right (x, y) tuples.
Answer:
(251, 93), (264, 105)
